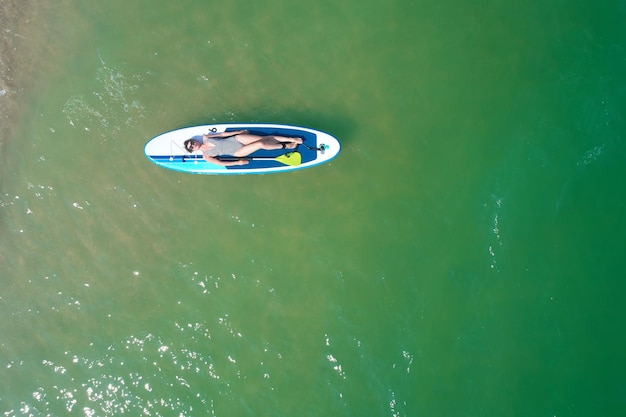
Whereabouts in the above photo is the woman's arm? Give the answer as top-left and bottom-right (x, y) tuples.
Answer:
(203, 129), (248, 138)
(202, 155), (249, 166)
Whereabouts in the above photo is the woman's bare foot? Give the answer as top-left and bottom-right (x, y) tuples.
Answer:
(283, 142), (298, 149)
(279, 137), (303, 149)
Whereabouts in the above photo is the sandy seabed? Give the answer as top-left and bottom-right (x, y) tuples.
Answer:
(0, 0), (43, 147)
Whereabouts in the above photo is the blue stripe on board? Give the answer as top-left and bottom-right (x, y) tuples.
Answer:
(148, 155), (288, 170)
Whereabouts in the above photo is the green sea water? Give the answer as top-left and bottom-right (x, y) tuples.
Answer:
(1, 0), (625, 416)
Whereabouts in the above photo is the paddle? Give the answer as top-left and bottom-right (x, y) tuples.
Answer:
(217, 152), (302, 167)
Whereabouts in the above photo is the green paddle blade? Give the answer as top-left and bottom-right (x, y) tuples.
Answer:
(275, 152), (301, 166)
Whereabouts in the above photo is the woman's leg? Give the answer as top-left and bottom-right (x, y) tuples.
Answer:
(232, 134), (265, 145)
(234, 134), (303, 145)
(233, 135), (303, 157)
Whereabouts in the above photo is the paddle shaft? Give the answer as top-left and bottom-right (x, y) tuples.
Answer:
(219, 152), (301, 166)
(182, 151), (301, 166)
(181, 155), (285, 162)
(217, 156), (286, 161)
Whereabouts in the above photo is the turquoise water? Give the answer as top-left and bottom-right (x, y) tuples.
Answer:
(1, 0), (625, 416)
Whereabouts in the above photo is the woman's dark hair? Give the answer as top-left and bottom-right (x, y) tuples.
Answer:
(184, 138), (201, 153)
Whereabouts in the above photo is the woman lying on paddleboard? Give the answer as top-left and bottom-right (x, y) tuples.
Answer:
(184, 130), (302, 166)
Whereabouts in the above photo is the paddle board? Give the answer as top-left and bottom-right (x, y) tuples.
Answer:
(144, 123), (340, 175)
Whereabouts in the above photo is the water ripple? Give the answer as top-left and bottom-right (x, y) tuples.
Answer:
(4, 331), (233, 416)
(61, 54), (145, 139)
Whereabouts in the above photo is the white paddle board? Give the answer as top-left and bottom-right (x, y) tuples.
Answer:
(144, 123), (340, 175)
